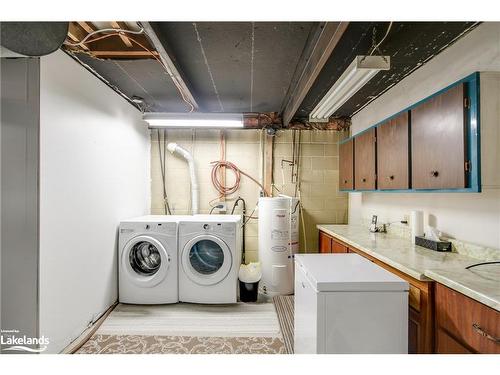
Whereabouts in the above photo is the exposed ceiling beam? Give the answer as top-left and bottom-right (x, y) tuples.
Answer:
(140, 21), (199, 111)
(110, 21), (133, 48)
(281, 22), (349, 126)
(77, 21), (95, 34)
(67, 23), (89, 50)
(88, 51), (159, 58)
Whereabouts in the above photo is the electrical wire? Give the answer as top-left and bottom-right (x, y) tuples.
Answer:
(465, 261), (500, 270)
(243, 205), (258, 226)
(210, 160), (270, 198)
(63, 27), (145, 47)
(231, 197), (247, 264)
(65, 29), (195, 113)
(297, 189), (307, 253)
(369, 22), (393, 56)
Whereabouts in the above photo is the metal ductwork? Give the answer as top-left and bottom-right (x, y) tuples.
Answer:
(0, 22), (69, 57)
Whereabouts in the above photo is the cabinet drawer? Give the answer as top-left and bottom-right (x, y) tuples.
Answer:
(436, 283), (500, 354)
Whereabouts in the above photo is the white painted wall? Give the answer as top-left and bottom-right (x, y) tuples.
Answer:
(39, 50), (150, 353)
(1, 58), (40, 344)
(349, 22), (500, 250)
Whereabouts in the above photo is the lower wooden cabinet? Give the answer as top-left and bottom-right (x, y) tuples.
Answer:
(318, 231), (333, 253)
(319, 231), (349, 254)
(317, 230), (500, 354)
(435, 283), (500, 354)
(332, 240), (348, 254)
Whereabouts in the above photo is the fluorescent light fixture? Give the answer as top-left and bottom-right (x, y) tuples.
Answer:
(143, 112), (244, 128)
(309, 55), (390, 122)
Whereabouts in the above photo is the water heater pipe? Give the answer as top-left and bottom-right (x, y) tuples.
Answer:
(166, 142), (199, 215)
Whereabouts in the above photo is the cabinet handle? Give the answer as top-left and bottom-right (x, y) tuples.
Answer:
(362, 178), (367, 182)
(388, 175), (395, 180)
(472, 323), (500, 344)
(301, 282), (306, 289)
(343, 180), (348, 184)
(431, 171), (439, 177)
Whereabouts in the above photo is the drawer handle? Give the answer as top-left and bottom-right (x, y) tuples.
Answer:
(343, 180), (348, 184)
(388, 175), (395, 180)
(472, 323), (500, 344)
(362, 178), (367, 182)
(431, 170), (439, 177)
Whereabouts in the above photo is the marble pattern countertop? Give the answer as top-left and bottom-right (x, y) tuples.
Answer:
(317, 225), (500, 312)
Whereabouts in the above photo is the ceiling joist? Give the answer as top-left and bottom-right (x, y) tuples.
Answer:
(110, 21), (133, 48)
(64, 21), (159, 60)
(281, 22), (349, 126)
(140, 22), (200, 111)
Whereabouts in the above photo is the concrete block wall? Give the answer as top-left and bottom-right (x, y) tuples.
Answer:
(273, 130), (349, 252)
(150, 129), (348, 260)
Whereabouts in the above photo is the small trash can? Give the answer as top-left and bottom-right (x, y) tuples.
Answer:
(238, 262), (262, 303)
(239, 280), (260, 302)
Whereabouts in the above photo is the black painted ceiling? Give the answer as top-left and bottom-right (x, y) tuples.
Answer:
(67, 21), (478, 120)
(296, 21), (479, 119)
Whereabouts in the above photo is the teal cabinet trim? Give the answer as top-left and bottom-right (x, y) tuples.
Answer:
(339, 72), (481, 193)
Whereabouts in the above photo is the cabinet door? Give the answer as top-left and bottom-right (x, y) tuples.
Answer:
(339, 139), (354, 190)
(332, 239), (348, 253)
(435, 283), (500, 354)
(318, 231), (332, 253)
(408, 307), (420, 354)
(377, 112), (410, 190)
(436, 328), (474, 354)
(354, 128), (376, 190)
(411, 84), (467, 189)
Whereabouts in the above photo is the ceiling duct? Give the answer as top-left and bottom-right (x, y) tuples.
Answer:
(0, 22), (69, 57)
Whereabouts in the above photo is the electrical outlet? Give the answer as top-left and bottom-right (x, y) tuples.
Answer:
(217, 202), (227, 213)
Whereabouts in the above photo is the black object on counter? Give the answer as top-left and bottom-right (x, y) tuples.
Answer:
(415, 236), (452, 252)
(239, 280), (259, 302)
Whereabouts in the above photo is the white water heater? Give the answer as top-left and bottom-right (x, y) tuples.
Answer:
(258, 195), (299, 296)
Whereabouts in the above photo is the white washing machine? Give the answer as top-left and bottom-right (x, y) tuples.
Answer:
(178, 215), (242, 304)
(119, 215), (186, 304)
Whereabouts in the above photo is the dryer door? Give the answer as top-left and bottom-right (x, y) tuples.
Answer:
(122, 235), (170, 288)
(181, 235), (232, 286)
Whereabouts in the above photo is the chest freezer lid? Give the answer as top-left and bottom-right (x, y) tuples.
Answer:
(295, 254), (409, 292)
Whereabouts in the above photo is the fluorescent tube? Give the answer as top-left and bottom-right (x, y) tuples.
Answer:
(309, 55), (390, 121)
(143, 112), (244, 128)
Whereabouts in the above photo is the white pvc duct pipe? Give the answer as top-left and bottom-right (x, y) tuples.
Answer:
(166, 142), (199, 215)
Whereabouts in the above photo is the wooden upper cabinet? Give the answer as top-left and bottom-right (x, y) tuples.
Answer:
(411, 84), (467, 189)
(354, 127), (376, 190)
(339, 139), (354, 190)
(377, 112), (410, 190)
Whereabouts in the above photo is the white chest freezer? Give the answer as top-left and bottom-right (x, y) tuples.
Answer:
(294, 254), (409, 354)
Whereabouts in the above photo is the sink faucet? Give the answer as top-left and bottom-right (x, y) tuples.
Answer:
(369, 215), (408, 233)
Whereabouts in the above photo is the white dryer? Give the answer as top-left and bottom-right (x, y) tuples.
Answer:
(178, 215), (242, 304)
(118, 215), (186, 304)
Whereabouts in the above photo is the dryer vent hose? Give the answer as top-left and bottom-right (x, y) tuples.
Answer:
(167, 142), (199, 215)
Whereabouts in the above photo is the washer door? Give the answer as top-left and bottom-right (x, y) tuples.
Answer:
(182, 235), (232, 286)
(122, 235), (170, 288)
